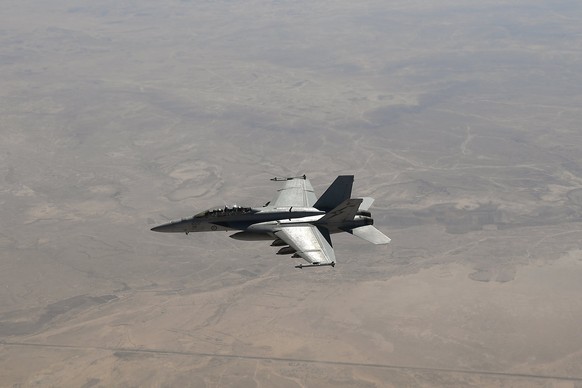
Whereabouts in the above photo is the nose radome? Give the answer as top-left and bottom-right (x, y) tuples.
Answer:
(151, 217), (195, 233)
(150, 221), (179, 233)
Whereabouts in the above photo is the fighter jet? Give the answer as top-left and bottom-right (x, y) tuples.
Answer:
(151, 175), (390, 268)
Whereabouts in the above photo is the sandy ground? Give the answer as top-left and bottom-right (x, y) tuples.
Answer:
(2, 0), (582, 386)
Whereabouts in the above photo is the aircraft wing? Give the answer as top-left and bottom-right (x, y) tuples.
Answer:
(274, 225), (335, 265)
(270, 177), (317, 208)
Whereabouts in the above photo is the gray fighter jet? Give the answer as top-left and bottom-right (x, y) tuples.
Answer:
(151, 175), (390, 268)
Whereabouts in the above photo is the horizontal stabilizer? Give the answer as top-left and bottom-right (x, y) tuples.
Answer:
(358, 197), (375, 211)
(351, 225), (391, 245)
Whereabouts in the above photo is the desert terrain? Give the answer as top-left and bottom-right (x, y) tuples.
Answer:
(1, 1), (582, 386)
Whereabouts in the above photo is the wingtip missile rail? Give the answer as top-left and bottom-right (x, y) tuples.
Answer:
(270, 174), (307, 181)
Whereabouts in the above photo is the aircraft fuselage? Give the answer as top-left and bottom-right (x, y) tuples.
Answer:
(151, 206), (372, 237)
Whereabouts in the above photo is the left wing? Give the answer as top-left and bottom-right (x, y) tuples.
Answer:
(270, 177), (317, 208)
(274, 225), (335, 266)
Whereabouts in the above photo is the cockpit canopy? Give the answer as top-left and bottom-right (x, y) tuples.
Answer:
(194, 205), (253, 218)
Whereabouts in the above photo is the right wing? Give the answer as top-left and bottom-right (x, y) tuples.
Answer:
(274, 225), (335, 265)
(270, 177), (317, 208)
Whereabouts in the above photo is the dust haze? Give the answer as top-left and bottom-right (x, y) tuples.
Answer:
(2, 1), (582, 386)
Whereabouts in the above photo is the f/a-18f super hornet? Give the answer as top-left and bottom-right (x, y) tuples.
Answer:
(151, 175), (390, 269)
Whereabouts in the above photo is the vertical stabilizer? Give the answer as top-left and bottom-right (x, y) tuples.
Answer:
(314, 175), (354, 211)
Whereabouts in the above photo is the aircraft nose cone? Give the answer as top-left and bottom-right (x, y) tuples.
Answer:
(151, 221), (182, 233)
(150, 224), (165, 232)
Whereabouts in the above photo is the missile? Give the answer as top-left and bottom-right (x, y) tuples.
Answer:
(295, 262), (335, 269)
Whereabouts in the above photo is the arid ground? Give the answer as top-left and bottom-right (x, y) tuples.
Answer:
(2, 1), (582, 386)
